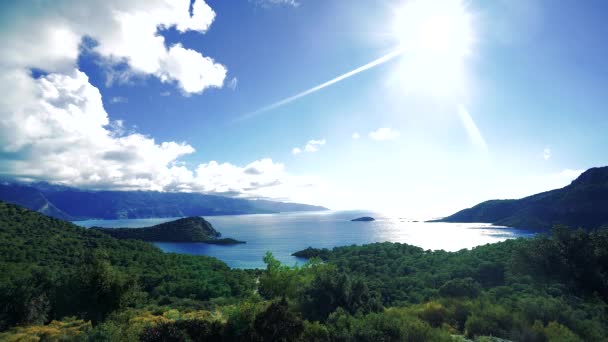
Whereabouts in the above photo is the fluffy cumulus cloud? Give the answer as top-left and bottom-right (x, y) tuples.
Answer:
(368, 127), (400, 141)
(2, 0), (226, 95)
(292, 139), (326, 155)
(0, 1), (321, 203)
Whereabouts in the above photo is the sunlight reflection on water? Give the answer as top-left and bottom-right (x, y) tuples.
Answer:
(75, 211), (535, 269)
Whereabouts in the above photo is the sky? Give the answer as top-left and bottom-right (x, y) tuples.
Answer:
(1, 0), (607, 218)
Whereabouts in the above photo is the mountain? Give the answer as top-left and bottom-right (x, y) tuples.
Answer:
(0, 182), (328, 220)
(435, 166), (608, 230)
(92, 216), (245, 244)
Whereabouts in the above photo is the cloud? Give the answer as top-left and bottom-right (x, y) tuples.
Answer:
(160, 91), (171, 97)
(304, 139), (326, 152)
(227, 77), (238, 90)
(369, 128), (400, 141)
(109, 96), (128, 104)
(251, 0), (300, 8)
(0, 1), (326, 205)
(1, 0), (226, 95)
(292, 139), (326, 154)
(352, 132), (360, 140)
(0, 68), (322, 202)
(543, 147), (551, 160)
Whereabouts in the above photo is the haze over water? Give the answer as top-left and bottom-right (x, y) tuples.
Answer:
(76, 211), (534, 269)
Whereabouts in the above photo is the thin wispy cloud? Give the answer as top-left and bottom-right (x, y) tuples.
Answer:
(235, 48), (405, 122)
(369, 128), (400, 141)
(543, 147), (551, 160)
(352, 132), (361, 140)
(109, 96), (128, 104)
(227, 77), (238, 90)
(252, 0), (300, 8)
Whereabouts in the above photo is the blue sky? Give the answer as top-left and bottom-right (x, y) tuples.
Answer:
(1, 0), (607, 217)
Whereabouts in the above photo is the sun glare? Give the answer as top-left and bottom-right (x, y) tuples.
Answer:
(393, 0), (474, 59)
(389, 0), (475, 96)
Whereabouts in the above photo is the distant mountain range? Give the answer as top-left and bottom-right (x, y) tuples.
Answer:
(435, 166), (608, 230)
(0, 182), (328, 220)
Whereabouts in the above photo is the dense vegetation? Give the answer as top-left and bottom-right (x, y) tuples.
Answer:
(436, 166), (608, 229)
(2, 201), (608, 341)
(0, 182), (328, 220)
(92, 217), (244, 244)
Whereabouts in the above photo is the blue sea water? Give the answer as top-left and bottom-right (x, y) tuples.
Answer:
(74, 210), (534, 269)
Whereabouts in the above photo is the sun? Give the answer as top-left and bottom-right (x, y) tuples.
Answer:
(389, 0), (475, 97)
(393, 0), (474, 59)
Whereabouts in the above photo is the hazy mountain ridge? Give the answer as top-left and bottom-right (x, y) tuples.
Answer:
(436, 166), (608, 229)
(0, 182), (328, 220)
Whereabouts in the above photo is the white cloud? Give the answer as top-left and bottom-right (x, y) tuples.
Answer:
(252, 0), (300, 8)
(369, 127), (400, 141)
(109, 96), (128, 104)
(1, 0), (226, 95)
(304, 139), (326, 152)
(227, 77), (238, 90)
(543, 147), (551, 160)
(291, 139), (326, 155)
(0, 1), (327, 205)
(0, 69), (324, 202)
(352, 132), (360, 140)
(160, 91), (171, 97)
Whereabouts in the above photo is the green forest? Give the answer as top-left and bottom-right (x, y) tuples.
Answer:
(1, 201), (607, 341)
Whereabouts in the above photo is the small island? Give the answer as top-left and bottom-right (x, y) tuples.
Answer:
(351, 216), (375, 222)
(92, 216), (245, 244)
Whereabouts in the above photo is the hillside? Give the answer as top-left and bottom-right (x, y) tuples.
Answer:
(0, 201), (255, 332)
(0, 182), (328, 220)
(435, 166), (608, 229)
(1, 201), (608, 341)
(92, 216), (245, 243)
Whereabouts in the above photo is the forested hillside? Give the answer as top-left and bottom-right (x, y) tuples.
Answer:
(436, 166), (608, 230)
(1, 201), (607, 341)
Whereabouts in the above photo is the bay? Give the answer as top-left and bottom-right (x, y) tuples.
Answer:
(74, 210), (535, 269)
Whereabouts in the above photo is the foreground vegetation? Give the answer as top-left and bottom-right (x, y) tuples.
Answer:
(1, 201), (607, 341)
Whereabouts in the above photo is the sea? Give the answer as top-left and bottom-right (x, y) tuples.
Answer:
(74, 210), (535, 269)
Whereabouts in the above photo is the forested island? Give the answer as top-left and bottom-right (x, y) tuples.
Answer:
(92, 217), (245, 244)
(2, 200), (608, 341)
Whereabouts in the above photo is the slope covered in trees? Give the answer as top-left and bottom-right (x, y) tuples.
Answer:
(435, 166), (608, 230)
(1, 201), (607, 341)
(92, 216), (245, 244)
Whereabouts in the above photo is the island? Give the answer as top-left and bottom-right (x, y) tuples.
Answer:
(351, 216), (375, 222)
(91, 216), (245, 244)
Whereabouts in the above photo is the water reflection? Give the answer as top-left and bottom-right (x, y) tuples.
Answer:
(75, 211), (535, 269)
